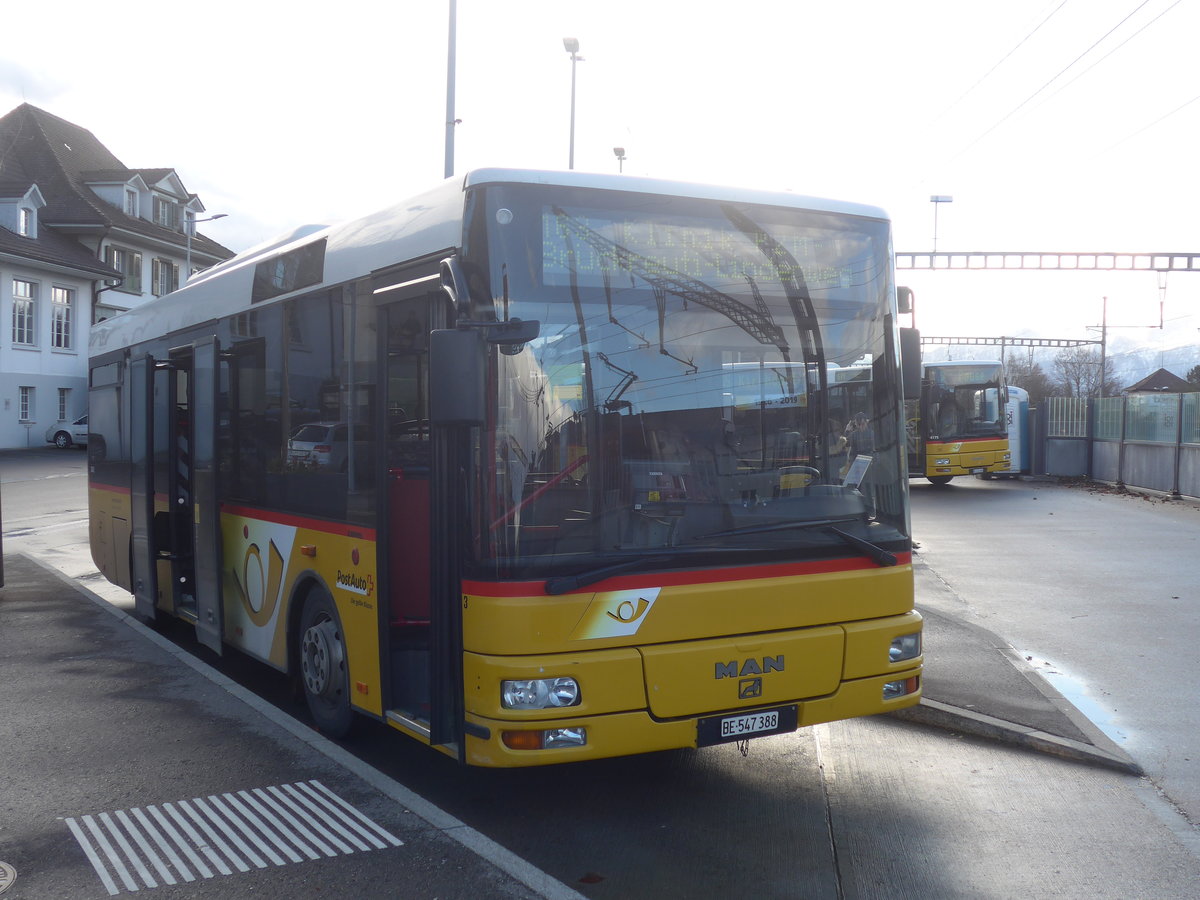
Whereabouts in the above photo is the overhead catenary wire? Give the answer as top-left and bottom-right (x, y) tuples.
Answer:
(931, 0), (1071, 125)
(1105, 90), (1200, 151)
(1029, 0), (1186, 113)
(945, 0), (1156, 165)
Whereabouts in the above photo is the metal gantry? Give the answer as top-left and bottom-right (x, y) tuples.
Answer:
(897, 252), (1200, 272)
(920, 336), (1099, 348)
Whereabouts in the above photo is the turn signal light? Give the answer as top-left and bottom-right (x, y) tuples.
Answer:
(501, 727), (587, 750)
(883, 676), (920, 700)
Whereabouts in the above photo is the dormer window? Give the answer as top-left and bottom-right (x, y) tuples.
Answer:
(18, 207), (33, 236)
(125, 189), (138, 217)
(153, 196), (179, 230)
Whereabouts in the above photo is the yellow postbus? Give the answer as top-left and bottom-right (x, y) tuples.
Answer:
(906, 360), (1010, 485)
(88, 169), (922, 767)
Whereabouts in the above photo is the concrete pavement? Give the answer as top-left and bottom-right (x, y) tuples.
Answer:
(896, 555), (1140, 774)
(0, 554), (578, 900)
(0, 542), (1142, 898)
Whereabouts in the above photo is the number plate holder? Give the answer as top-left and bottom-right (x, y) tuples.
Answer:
(697, 705), (799, 747)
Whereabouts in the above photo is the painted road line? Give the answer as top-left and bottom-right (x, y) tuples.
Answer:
(66, 781), (402, 895)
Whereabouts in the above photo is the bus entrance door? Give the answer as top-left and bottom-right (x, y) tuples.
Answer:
(129, 355), (159, 621)
(129, 351), (197, 624)
(380, 292), (438, 738)
(128, 344), (224, 652)
(190, 337), (224, 653)
(163, 341), (224, 653)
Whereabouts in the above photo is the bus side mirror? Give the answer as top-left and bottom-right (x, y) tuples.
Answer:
(900, 327), (922, 401)
(486, 317), (540, 356)
(897, 286), (913, 315)
(430, 329), (484, 425)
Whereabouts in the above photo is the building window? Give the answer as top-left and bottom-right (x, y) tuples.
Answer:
(105, 246), (143, 293)
(51, 286), (74, 349)
(19, 386), (34, 422)
(233, 311), (259, 338)
(18, 207), (33, 236)
(153, 196), (179, 230)
(125, 189), (138, 216)
(12, 278), (36, 345)
(58, 388), (70, 421)
(152, 258), (179, 296)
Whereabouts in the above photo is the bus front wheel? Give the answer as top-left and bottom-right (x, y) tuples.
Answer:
(927, 475), (953, 486)
(298, 588), (354, 737)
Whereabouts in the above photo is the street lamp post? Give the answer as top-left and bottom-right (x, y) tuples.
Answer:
(613, 147), (626, 173)
(930, 195), (953, 252)
(186, 213), (228, 280)
(563, 38), (583, 169)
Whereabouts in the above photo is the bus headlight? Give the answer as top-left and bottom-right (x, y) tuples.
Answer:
(889, 632), (921, 663)
(935, 457), (951, 466)
(501, 677), (581, 710)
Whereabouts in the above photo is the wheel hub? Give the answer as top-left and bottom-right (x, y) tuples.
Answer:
(301, 617), (343, 698)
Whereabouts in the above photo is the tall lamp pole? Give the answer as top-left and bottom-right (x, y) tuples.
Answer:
(613, 147), (626, 173)
(186, 213), (227, 281)
(445, 0), (458, 178)
(930, 195), (953, 252)
(564, 38), (583, 169)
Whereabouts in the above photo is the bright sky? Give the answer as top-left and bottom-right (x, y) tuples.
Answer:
(4, 0), (1198, 352)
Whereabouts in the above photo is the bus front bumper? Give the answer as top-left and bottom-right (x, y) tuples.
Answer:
(458, 666), (922, 768)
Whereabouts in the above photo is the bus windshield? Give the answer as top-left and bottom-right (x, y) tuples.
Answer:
(470, 183), (905, 578)
(926, 363), (1005, 441)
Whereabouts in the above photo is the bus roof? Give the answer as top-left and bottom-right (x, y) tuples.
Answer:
(90, 168), (891, 357)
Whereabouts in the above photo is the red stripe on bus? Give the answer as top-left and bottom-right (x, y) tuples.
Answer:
(221, 504), (377, 541)
(463, 552), (913, 597)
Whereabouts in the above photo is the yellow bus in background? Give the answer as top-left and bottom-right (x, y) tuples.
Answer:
(906, 360), (1010, 485)
(88, 169), (922, 767)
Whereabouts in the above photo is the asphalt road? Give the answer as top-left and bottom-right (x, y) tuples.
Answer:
(4, 448), (1200, 898)
(909, 475), (1200, 823)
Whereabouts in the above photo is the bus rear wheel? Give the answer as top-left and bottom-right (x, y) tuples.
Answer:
(927, 475), (953, 486)
(298, 588), (354, 737)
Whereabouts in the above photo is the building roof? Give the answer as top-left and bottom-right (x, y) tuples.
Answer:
(0, 103), (232, 261)
(1124, 367), (1200, 393)
(0, 223), (121, 278)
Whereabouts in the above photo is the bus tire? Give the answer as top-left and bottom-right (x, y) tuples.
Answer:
(298, 587), (354, 737)
(927, 475), (953, 486)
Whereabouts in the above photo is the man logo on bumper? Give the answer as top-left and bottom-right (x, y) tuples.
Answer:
(714, 656), (784, 679)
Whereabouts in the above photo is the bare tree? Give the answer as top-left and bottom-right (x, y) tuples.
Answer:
(1188, 364), (1200, 385)
(1004, 355), (1055, 404)
(1052, 346), (1118, 398)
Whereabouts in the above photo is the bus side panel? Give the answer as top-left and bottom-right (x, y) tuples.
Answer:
(89, 485), (132, 590)
(219, 509), (383, 718)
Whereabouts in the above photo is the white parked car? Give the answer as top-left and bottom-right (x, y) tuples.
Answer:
(286, 422), (349, 471)
(45, 414), (88, 449)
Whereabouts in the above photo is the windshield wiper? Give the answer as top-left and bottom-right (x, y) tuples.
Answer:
(544, 555), (673, 595)
(697, 518), (898, 567)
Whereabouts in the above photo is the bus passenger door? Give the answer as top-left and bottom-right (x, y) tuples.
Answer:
(378, 285), (450, 746)
(191, 337), (224, 654)
(129, 355), (159, 621)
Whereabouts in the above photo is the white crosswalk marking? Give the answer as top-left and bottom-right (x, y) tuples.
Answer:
(66, 781), (402, 895)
